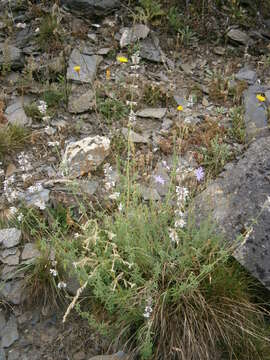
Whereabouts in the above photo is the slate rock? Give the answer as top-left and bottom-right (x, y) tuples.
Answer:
(122, 128), (148, 143)
(0, 229), (21, 249)
(0, 348), (5, 360)
(68, 89), (95, 113)
(235, 67), (257, 85)
(227, 29), (250, 45)
(120, 24), (150, 48)
(243, 84), (269, 139)
(21, 243), (40, 261)
(62, 136), (110, 178)
(0, 280), (24, 304)
(193, 136), (270, 290)
(0, 249), (20, 265)
(76, 180), (99, 195)
(0, 312), (6, 332)
(1, 315), (19, 348)
(0, 44), (24, 69)
(5, 101), (29, 127)
(139, 185), (161, 201)
(61, 0), (120, 16)
(136, 108), (166, 119)
(67, 49), (102, 84)
(21, 187), (50, 210)
(140, 38), (162, 63)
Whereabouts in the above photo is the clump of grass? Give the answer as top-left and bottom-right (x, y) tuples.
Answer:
(0, 124), (29, 159)
(24, 103), (43, 121)
(42, 87), (65, 109)
(142, 83), (172, 107)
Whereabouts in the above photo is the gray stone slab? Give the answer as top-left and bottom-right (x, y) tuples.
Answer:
(243, 84), (269, 139)
(136, 108), (166, 119)
(67, 49), (102, 84)
(1, 315), (19, 348)
(235, 67), (257, 85)
(5, 101), (29, 127)
(0, 44), (24, 69)
(61, 0), (120, 16)
(0, 229), (21, 249)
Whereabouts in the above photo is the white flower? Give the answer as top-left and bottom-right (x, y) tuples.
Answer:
(57, 281), (67, 289)
(74, 233), (80, 238)
(131, 52), (140, 65)
(175, 218), (186, 229)
(176, 186), (189, 205)
(143, 305), (153, 319)
(35, 27), (40, 33)
(49, 269), (58, 277)
(169, 228), (179, 244)
(118, 203), (123, 212)
(37, 100), (47, 115)
(128, 109), (136, 123)
(17, 213), (24, 222)
(16, 22), (26, 29)
(109, 192), (120, 200)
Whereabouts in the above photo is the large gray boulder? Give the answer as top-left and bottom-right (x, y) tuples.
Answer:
(193, 136), (270, 289)
(61, 0), (120, 16)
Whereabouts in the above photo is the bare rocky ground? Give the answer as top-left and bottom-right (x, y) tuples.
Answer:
(1, 0), (270, 359)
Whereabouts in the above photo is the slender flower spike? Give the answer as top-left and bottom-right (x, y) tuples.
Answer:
(177, 105), (184, 111)
(256, 94), (266, 102)
(117, 56), (128, 63)
(195, 167), (205, 182)
(73, 66), (81, 74)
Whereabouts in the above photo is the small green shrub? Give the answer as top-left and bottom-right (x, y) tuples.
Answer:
(96, 97), (129, 124)
(200, 135), (232, 175)
(0, 124), (29, 159)
(229, 106), (246, 143)
(168, 6), (183, 33)
(134, 0), (165, 23)
(37, 14), (62, 51)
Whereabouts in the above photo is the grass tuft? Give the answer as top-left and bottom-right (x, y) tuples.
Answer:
(0, 124), (29, 159)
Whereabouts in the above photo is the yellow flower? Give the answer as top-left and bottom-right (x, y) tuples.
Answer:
(177, 105), (183, 111)
(256, 94), (266, 102)
(73, 65), (81, 74)
(117, 56), (128, 63)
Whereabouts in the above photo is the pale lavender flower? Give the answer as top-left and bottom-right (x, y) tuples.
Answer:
(154, 175), (165, 185)
(195, 167), (205, 182)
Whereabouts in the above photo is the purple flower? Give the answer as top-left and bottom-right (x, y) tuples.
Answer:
(195, 167), (204, 182)
(154, 175), (165, 185)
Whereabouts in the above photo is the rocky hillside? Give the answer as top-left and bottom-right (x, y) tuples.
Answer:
(0, 1), (270, 359)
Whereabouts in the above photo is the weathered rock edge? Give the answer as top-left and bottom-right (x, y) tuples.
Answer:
(192, 136), (270, 289)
